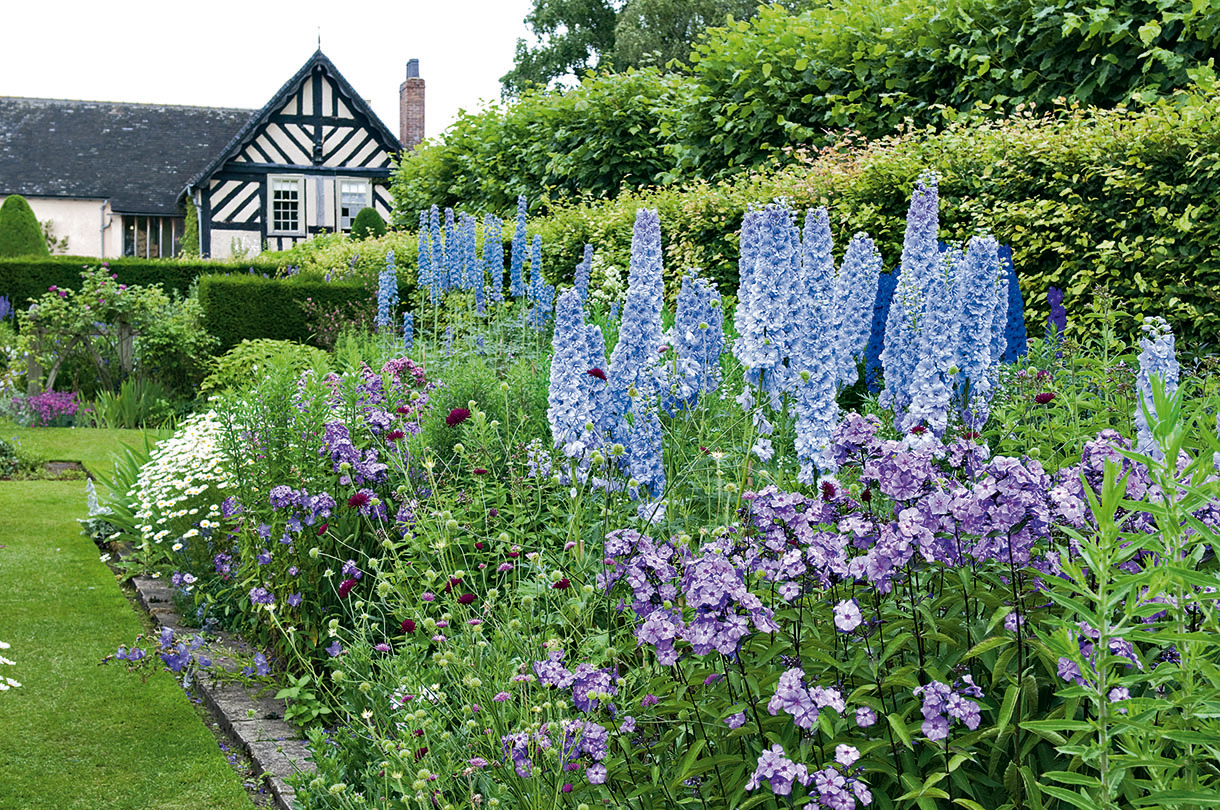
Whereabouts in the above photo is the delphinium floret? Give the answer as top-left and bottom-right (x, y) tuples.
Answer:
(1134, 316), (1179, 461)
(483, 214), (504, 303)
(832, 232), (883, 388)
(510, 195), (527, 298)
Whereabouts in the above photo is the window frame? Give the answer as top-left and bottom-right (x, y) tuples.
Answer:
(336, 177), (373, 233)
(269, 174), (306, 236)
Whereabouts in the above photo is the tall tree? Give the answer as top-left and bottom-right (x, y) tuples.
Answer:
(500, 0), (623, 94)
(613, 0), (757, 69)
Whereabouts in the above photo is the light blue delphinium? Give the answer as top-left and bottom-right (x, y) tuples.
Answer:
(548, 288), (599, 455)
(955, 235), (1002, 429)
(443, 207), (458, 293)
(1135, 316), (1179, 461)
(904, 244), (964, 435)
(628, 392), (666, 502)
(989, 247), (1012, 369)
(376, 250), (399, 330)
(416, 209), (432, 294)
(575, 243), (593, 304)
(733, 203), (800, 411)
(528, 235), (555, 329)
(670, 271), (724, 405)
(607, 209), (666, 447)
(790, 207), (840, 482)
(402, 311), (414, 353)
(833, 233), (883, 388)
(461, 212), (479, 292)
(428, 205), (442, 305)
(510, 195), (527, 298)
(880, 171), (940, 424)
(484, 214), (504, 303)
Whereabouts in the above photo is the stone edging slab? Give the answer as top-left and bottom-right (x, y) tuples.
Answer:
(127, 573), (315, 809)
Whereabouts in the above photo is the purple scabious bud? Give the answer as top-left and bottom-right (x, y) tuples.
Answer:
(669, 271), (724, 405)
(548, 289), (599, 453)
(791, 207), (840, 482)
(376, 250), (398, 330)
(607, 209), (666, 446)
(483, 214), (504, 303)
(510, 195), (527, 298)
(833, 232), (883, 388)
(574, 243), (593, 304)
(1135, 316), (1179, 461)
(881, 171), (939, 423)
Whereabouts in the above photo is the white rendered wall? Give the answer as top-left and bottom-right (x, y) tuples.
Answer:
(0, 196), (119, 258)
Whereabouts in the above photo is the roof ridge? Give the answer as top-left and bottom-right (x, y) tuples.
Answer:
(0, 96), (257, 114)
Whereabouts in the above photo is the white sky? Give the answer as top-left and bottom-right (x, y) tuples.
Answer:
(2, 0), (537, 141)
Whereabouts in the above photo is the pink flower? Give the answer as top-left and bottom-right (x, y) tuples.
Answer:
(446, 408), (471, 427)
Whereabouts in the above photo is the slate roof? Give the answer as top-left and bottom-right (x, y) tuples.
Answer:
(0, 97), (254, 215)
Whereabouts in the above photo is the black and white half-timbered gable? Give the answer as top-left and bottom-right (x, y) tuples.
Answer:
(184, 50), (400, 258)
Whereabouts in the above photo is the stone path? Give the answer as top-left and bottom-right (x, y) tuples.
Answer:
(126, 572), (315, 809)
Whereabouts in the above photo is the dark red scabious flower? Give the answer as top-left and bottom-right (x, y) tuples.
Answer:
(821, 480), (837, 502)
(401, 618), (417, 634)
(317, 523), (329, 535)
(962, 431), (980, 440)
(386, 429), (405, 442)
(446, 407), (471, 427)
(861, 488), (872, 503)
(909, 425), (927, 435)
(347, 491), (371, 509)
(338, 578), (358, 598)
(586, 368), (606, 381)
(475, 542), (485, 550)
(488, 507), (498, 517)
(457, 593), (476, 605)
(507, 550), (520, 558)
(1035, 392), (1056, 405)
(443, 576), (463, 594)
(552, 578), (571, 591)
(414, 747), (428, 761)
(473, 468), (489, 475)
(396, 405), (412, 415)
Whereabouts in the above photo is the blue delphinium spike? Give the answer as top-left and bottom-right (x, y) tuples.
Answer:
(416, 209), (432, 294)
(671, 271), (724, 403)
(791, 207), (839, 481)
(484, 214), (504, 303)
(510, 195), (527, 298)
(402, 311), (414, 353)
(833, 233), (882, 388)
(548, 288), (598, 454)
(376, 250), (399, 330)
(999, 246), (1027, 362)
(956, 235), (1001, 429)
(575, 244), (593, 304)
(428, 205), (442, 305)
(443, 208), (457, 293)
(905, 243), (964, 435)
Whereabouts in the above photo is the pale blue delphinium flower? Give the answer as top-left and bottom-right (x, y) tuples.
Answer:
(402, 311), (414, 353)
(833, 233), (883, 388)
(428, 205), (443, 304)
(484, 214), (504, 303)
(734, 206), (765, 390)
(528, 235), (555, 329)
(1135, 316), (1179, 461)
(955, 235), (1002, 429)
(443, 207), (458, 293)
(670, 271), (724, 406)
(510, 195), (528, 298)
(548, 289), (598, 455)
(607, 209), (666, 447)
(574, 244), (594, 305)
(461, 212), (479, 293)
(880, 171), (940, 424)
(376, 250), (399, 330)
(416, 209), (432, 294)
(627, 392), (666, 502)
(791, 207), (840, 482)
(904, 244), (963, 435)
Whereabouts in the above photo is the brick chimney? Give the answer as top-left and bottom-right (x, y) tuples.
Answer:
(399, 58), (425, 152)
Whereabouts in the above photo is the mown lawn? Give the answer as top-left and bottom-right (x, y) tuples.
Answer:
(0, 427), (254, 810)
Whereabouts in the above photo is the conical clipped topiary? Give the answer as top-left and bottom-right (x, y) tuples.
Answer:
(350, 207), (386, 240)
(0, 195), (50, 257)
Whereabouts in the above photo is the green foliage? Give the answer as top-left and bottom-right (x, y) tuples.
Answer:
(613, 0), (756, 69)
(90, 378), (177, 429)
(349, 207), (387, 240)
(501, 0), (621, 93)
(198, 273), (383, 352)
(0, 195), (50, 258)
(200, 339), (332, 395)
(180, 202), (200, 258)
(392, 68), (686, 216)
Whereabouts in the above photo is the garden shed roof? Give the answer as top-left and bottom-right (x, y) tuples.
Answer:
(0, 97), (254, 215)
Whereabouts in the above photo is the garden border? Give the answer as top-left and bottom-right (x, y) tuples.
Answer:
(117, 564), (315, 809)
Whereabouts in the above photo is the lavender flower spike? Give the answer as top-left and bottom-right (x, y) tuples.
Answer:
(1135, 316), (1179, 461)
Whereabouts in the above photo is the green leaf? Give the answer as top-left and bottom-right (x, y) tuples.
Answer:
(1038, 783), (1102, 810)
(1044, 770), (1101, 788)
(965, 635), (1013, 659)
(1132, 791), (1220, 806)
(888, 712), (914, 749)
(1138, 21), (1162, 46)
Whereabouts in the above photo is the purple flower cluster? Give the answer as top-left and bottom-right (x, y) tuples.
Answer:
(1056, 621), (1143, 687)
(502, 719), (609, 784)
(914, 677), (983, 740)
(22, 389), (80, 426)
(767, 668), (844, 729)
(321, 421), (388, 486)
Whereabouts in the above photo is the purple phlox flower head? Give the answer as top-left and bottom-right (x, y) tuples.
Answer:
(834, 744), (860, 767)
(855, 705), (878, 728)
(533, 650), (575, 689)
(571, 663), (618, 712)
(341, 559), (363, 580)
(834, 598), (863, 632)
(249, 586), (274, 606)
(641, 693), (659, 709)
(768, 668), (820, 729)
(746, 743), (812, 796)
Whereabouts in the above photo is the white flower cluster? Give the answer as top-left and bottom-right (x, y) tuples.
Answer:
(0, 639), (19, 692)
(131, 410), (233, 548)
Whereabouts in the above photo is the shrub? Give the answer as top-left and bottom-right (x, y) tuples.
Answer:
(349, 207), (387, 240)
(0, 195), (50, 258)
(199, 339), (332, 395)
